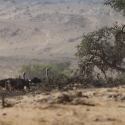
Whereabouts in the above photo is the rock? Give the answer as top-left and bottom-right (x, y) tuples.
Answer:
(121, 96), (125, 100)
(73, 87), (77, 90)
(56, 93), (71, 103)
(75, 91), (82, 97)
(2, 113), (7, 116)
(72, 98), (95, 106)
(107, 95), (113, 98)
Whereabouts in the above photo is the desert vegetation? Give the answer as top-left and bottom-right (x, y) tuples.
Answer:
(19, 61), (71, 79)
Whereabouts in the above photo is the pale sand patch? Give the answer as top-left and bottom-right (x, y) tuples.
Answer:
(0, 86), (125, 125)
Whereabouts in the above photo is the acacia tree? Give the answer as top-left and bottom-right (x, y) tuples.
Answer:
(75, 1), (125, 80)
(104, 0), (125, 16)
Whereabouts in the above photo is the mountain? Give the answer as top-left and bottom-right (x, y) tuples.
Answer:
(0, 1), (124, 78)
(1, 0), (104, 3)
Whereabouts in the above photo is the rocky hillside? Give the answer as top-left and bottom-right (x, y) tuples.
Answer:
(1, 0), (104, 3)
(0, 1), (124, 78)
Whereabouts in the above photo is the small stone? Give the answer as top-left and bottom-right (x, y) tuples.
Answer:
(107, 95), (112, 98)
(86, 108), (90, 111)
(73, 87), (77, 90)
(76, 91), (82, 97)
(2, 113), (7, 116)
(56, 94), (70, 103)
(92, 117), (100, 121)
(121, 96), (125, 100)
(47, 100), (55, 104)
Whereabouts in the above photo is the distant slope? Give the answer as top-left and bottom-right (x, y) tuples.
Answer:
(0, 1), (124, 78)
(0, 0), (104, 3)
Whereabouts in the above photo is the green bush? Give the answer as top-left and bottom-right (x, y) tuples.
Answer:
(19, 61), (71, 79)
(42, 0), (53, 4)
(117, 72), (125, 80)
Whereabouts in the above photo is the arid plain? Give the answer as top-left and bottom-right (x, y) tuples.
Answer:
(0, 1), (125, 125)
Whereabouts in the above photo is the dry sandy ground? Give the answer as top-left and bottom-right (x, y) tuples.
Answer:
(0, 86), (125, 125)
(0, 1), (124, 78)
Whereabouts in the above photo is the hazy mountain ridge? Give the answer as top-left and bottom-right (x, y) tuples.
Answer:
(0, 0), (104, 3)
(0, 2), (124, 78)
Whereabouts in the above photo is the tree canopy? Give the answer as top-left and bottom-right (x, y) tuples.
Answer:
(75, 1), (125, 80)
(104, 0), (125, 16)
